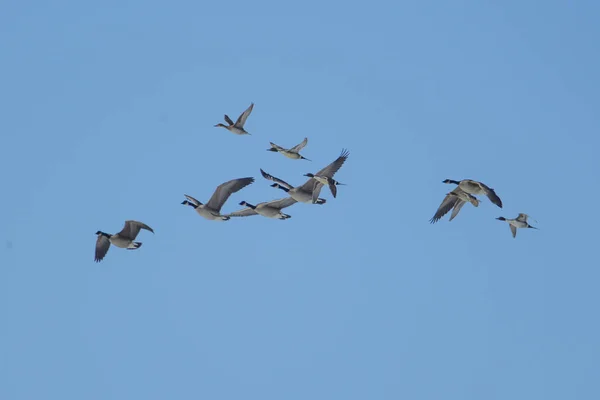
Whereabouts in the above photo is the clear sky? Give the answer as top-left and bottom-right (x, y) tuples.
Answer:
(1, 1), (599, 399)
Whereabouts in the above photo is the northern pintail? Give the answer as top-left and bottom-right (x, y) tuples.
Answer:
(267, 137), (311, 160)
(95, 220), (154, 262)
(214, 103), (254, 135)
(430, 187), (479, 224)
(181, 177), (255, 221)
(304, 148), (349, 203)
(226, 197), (298, 220)
(443, 179), (503, 208)
(260, 168), (326, 204)
(496, 213), (538, 238)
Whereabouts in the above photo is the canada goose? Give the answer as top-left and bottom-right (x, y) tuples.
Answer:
(267, 137), (311, 160)
(95, 220), (154, 262)
(430, 187), (479, 224)
(443, 179), (503, 208)
(214, 103), (254, 135)
(259, 168), (326, 204)
(226, 197), (298, 220)
(181, 177), (255, 221)
(304, 148), (350, 203)
(496, 213), (538, 238)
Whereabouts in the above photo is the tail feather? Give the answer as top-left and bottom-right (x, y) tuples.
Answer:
(127, 242), (142, 250)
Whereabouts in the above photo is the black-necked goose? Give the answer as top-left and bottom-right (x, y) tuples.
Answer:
(496, 213), (538, 238)
(95, 220), (154, 262)
(214, 103), (254, 135)
(267, 137), (310, 160)
(304, 148), (349, 203)
(443, 179), (503, 208)
(182, 177), (255, 221)
(430, 187), (479, 224)
(226, 197), (298, 220)
(260, 168), (326, 204)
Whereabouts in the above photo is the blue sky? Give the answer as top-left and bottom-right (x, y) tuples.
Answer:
(1, 0), (599, 399)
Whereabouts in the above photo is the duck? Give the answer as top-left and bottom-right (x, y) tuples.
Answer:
(267, 137), (311, 160)
(430, 187), (479, 224)
(496, 213), (538, 238)
(304, 148), (350, 203)
(214, 103), (254, 135)
(259, 168), (326, 204)
(95, 220), (154, 262)
(442, 179), (503, 208)
(226, 197), (298, 220)
(181, 177), (255, 221)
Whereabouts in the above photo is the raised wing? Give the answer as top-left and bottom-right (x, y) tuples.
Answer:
(95, 235), (110, 262)
(263, 197), (298, 209)
(118, 220), (154, 240)
(260, 169), (293, 189)
(224, 115), (234, 126)
(516, 213), (528, 222)
(206, 177), (255, 212)
(226, 207), (258, 217)
(479, 181), (503, 208)
(510, 224), (517, 238)
(289, 137), (308, 153)
(269, 142), (286, 152)
(184, 194), (201, 206)
(315, 148), (350, 178)
(430, 192), (460, 224)
(235, 103), (254, 127)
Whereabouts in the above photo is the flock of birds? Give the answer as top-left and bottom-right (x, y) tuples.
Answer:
(94, 102), (538, 262)
(94, 103), (350, 262)
(429, 178), (538, 237)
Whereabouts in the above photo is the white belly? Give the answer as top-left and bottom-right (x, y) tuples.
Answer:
(283, 151), (300, 159)
(290, 190), (312, 203)
(256, 206), (282, 218)
(511, 220), (528, 228)
(196, 206), (224, 221)
(110, 236), (132, 248)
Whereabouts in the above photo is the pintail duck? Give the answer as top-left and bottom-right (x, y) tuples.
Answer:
(443, 179), (503, 208)
(95, 220), (154, 262)
(259, 168), (326, 204)
(430, 187), (479, 224)
(226, 197), (298, 220)
(181, 177), (255, 221)
(304, 148), (349, 203)
(214, 103), (254, 135)
(496, 213), (538, 238)
(267, 137), (311, 160)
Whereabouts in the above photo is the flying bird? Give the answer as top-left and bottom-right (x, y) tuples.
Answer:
(181, 177), (255, 221)
(259, 168), (326, 204)
(267, 137), (311, 160)
(496, 213), (538, 238)
(442, 179), (503, 208)
(226, 198), (298, 220)
(95, 220), (154, 262)
(304, 148), (349, 203)
(430, 187), (479, 224)
(214, 103), (254, 135)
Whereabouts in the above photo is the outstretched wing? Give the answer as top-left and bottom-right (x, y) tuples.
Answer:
(430, 192), (459, 224)
(184, 194), (201, 206)
(260, 169), (293, 189)
(206, 177), (255, 212)
(269, 142), (286, 152)
(95, 235), (110, 262)
(118, 220), (154, 240)
(263, 197), (298, 209)
(224, 115), (234, 126)
(226, 207), (259, 217)
(510, 224), (517, 238)
(289, 137), (308, 153)
(235, 103), (254, 127)
(479, 181), (503, 208)
(448, 199), (466, 221)
(315, 148), (350, 178)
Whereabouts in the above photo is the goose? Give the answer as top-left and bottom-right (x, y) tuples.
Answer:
(496, 213), (538, 238)
(95, 220), (154, 262)
(304, 148), (350, 203)
(214, 103), (254, 135)
(181, 177), (255, 221)
(226, 197), (298, 220)
(259, 168), (326, 204)
(430, 187), (479, 224)
(267, 137), (311, 160)
(443, 179), (503, 208)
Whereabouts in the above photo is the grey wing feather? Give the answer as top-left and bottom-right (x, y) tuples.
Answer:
(226, 207), (259, 217)
(289, 137), (308, 153)
(448, 199), (466, 221)
(119, 220), (154, 240)
(235, 103), (254, 127)
(95, 235), (110, 262)
(430, 193), (459, 224)
(206, 177), (255, 212)
(299, 176), (318, 193)
(517, 213), (528, 222)
(265, 197), (298, 209)
(184, 194), (201, 206)
(224, 115), (234, 126)
(269, 142), (286, 152)
(311, 181), (324, 203)
(315, 148), (350, 178)
(479, 182), (503, 208)
(510, 224), (517, 238)
(260, 169), (293, 189)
